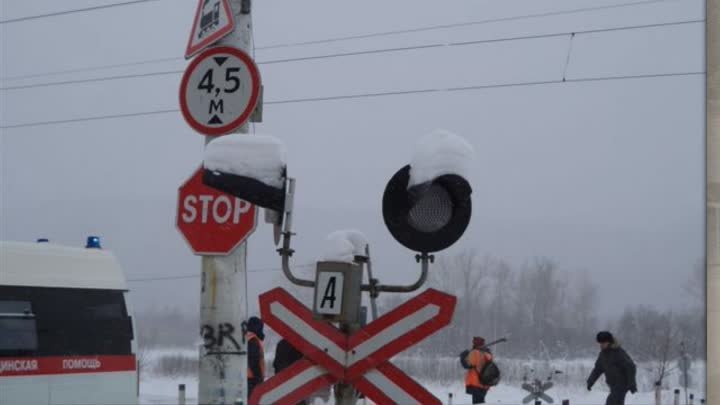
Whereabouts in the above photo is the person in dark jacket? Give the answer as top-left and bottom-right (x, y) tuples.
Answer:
(272, 339), (307, 405)
(246, 316), (265, 400)
(587, 331), (637, 405)
(273, 339), (303, 374)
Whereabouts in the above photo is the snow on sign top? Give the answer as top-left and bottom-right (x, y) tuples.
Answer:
(185, 0), (235, 59)
(408, 129), (475, 188)
(321, 229), (369, 263)
(203, 134), (286, 188)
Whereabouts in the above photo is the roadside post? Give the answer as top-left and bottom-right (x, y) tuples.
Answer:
(176, 1), (262, 403)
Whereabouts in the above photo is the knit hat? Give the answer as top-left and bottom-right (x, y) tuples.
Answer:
(472, 336), (486, 347)
(596, 331), (614, 344)
(247, 316), (264, 336)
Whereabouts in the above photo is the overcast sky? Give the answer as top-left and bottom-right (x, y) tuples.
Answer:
(0, 0), (706, 320)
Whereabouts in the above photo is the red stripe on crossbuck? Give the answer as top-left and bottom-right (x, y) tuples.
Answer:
(345, 289), (456, 381)
(256, 287), (457, 403)
(259, 288), (348, 379)
(249, 359), (336, 405)
(354, 362), (441, 405)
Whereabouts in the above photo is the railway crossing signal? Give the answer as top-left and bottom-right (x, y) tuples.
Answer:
(250, 288), (456, 405)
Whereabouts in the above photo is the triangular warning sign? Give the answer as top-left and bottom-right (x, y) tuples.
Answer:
(185, 0), (235, 59)
(208, 115), (224, 125)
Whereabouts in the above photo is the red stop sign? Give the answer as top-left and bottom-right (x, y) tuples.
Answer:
(176, 167), (257, 255)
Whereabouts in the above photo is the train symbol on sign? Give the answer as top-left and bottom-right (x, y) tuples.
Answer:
(185, 0), (235, 59)
(199, 0), (221, 38)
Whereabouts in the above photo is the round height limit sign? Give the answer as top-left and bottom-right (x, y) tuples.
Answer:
(180, 46), (261, 136)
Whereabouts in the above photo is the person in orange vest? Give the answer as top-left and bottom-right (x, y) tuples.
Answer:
(246, 316), (265, 400)
(465, 336), (493, 404)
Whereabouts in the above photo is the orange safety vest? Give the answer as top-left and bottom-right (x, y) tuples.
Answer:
(246, 332), (265, 380)
(465, 349), (493, 389)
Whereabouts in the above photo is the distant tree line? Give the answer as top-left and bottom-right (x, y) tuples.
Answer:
(136, 251), (704, 368)
(377, 250), (705, 363)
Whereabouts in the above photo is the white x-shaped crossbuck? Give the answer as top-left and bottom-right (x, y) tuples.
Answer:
(249, 288), (456, 405)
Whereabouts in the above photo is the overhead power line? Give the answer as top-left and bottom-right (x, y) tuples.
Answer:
(127, 263), (315, 283)
(0, 57), (183, 82)
(0, 0), (162, 24)
(255, 0), (678, 50)
(0, 0), (680, 81)
(0, 71), (703, 130)
(0, 19), (702, 92)
(0, 108), (180, 129)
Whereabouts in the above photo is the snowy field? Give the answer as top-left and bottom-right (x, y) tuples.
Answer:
(140, 376), (703, 405)
(138, 349), (706, 405)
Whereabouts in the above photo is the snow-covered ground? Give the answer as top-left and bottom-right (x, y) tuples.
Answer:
(138, 349), (706, 404)
(140, 376), (703, 405)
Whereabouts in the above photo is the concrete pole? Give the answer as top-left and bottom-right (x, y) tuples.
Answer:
(707, 0), (719, 404)
(198, 1), (255, 404)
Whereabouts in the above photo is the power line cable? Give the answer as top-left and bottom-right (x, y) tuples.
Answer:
(0, 0), (681, 81)
(1, 70), (185, 91)
(0, 19), (702, 92)
(0, 57), (183, 82)
(0, 0), (162, 24)
(1, 108), (180, 129)
(127, 263), (315, 283)
(266, 71), (703, 105)
(253, 0), (679, 50)
(0, 71), (703, 130)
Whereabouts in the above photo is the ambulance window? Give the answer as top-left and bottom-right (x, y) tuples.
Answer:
(32, 288), (133, 356)
(0, 300), (38, 354)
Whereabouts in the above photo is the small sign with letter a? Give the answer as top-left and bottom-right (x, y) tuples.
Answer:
(312, 261), (362, 322)
(315, 271), (344, 316)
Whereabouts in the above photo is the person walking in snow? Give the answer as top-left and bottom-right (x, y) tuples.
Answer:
(586, 331), (637, 405)
(465, 336), (493, 404)
(272, 339), (307, 405)
(246, 316), (266, 400)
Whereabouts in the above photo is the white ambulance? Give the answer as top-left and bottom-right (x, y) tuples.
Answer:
(0, 238), (138, 405)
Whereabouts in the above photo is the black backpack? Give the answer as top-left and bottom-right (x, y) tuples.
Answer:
(459, 349), (472, 369)
(479, 361), (501, 386)
(460, 349), (501, 386)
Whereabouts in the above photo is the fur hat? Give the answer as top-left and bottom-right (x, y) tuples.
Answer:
(596, 331), (614, 344)
(472, 336), (486, 347)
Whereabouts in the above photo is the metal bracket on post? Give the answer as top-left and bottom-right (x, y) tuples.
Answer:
(278, 232), (315, 288)
(277, 178), (315, 288)
(361, 252), (432, 294)
(356, 245), (378, 319)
